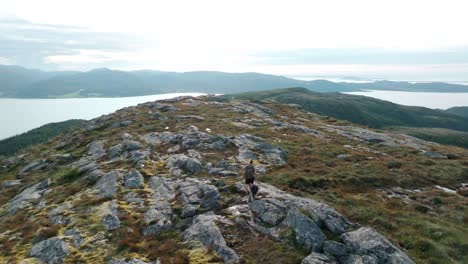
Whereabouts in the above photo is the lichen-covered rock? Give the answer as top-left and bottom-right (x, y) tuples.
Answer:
(47, 202), (72, 225)
(183, 212), (239, 264)
(95, 171), (121, 198)
(143, 200), (174, 235)
(103, 214), (120, 230)
(250, 198), (287, 226)
(108, 144), (123, 160)
(123, 139), (142, 151)
(64, 228), (84, 247)
(29, 237), (69, 264)
(301, 252), (336, 264)
(166, 154), (202, 175)
(285, 209), (326, 252)
(124, 170), (144, 189)
(8, 179), (49, 214)
(323, 240), (348, 258)
(178, 179), (220, 210)
(341, 227), (415, 264)
(88, 140), (105, 158)
(18, 159), (48, 174)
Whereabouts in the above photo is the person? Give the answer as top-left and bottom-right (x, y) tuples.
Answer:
(243, 159), (258, 201)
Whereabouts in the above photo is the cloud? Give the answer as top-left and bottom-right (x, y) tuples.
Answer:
(0, 18), (143, 70)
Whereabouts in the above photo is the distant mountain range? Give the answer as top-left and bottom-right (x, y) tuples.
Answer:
(2, 65), (468, 98)
(227, 87), (468, 148)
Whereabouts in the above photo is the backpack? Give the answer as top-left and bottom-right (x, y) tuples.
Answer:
(244, 165), (255, 180)
(250, 184), (259, 196)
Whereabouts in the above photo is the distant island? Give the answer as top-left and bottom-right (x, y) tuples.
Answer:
(2, 65), (468, 98)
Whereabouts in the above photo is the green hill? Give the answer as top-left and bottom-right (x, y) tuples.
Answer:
(446, 106), (468, 118)
(227, 87), (468, 131)
(0, 119), (85, 156)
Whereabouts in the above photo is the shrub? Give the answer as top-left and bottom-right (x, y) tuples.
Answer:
(386, 161), (402, 169)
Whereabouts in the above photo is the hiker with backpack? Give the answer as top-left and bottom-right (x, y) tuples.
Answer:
(243, 159), (259, 201)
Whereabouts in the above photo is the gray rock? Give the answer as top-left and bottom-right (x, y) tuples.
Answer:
(181, 204), (198, 218)
(255, 142), (287, 164)
(183, 212), (239, 264)
(142, 132), (180, 145)
(238, 146), (257, 163)
(200, 184), (220, 209)
(176, 115), (205, 121)
(250, 198), (287, 226)
(124, 170), (144, 189)
(218, 170), (239, 177)
(129, 150), (150, 164)
(285, 209), (326, 252)
(19, 159), (48, 174)
(86, 169), (105, 183)
(108, 144), (123, 160)
(341, 227), (415, 264)
(123, 140), (142, 151)
(8, 179), (49, 214)
(64, 228), (84, 247)
(1, 179), (22, 188)
(95, 171), (121, 199)
(166, 154), (202, 175)
(108, 258), (159, 264)
(301, 252), (336, 264)
(323, 240), (348, 258)
(143, 202), (174, 235)
(103, 214), (120, 230)
(178, 179), (220, 210)
(124, 192), (145, 206)
(29, 237), (69, 264)
(88, 140), (105, 158)
(74, 157), (99, 174)
(339, 255), (378, 264)
(48, 202), (72, 225)
(420, 151), (448, 159)
(148, 176), (176, 200)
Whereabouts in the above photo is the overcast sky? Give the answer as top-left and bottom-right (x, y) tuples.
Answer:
(1, 0), (467, 80)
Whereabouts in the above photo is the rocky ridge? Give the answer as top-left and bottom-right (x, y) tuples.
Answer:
(0, 96), (467, 263)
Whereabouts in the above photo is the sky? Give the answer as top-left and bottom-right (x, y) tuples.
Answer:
(1, 0), (468, 81)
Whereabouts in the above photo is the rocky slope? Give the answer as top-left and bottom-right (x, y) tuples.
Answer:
(0, 96), (467, 264)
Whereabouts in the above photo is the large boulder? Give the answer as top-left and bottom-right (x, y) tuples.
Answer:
(285, 209), (326, 252)
(123, 139), (142, 151)
(124, 170), (144, 189)
(183, 212), (239, 264)
(341, 227), (415, 264)
(148, 176), (176, 200)
(88, 140), (105, 158)
(178, 179), (220, 211)
(108, 144), (123, 160)
(29, 237), (69, 264)
(95, 171), (121, 199)
(166, 154), (202, 175)
(323, 240), (348, 258)
(302, 253), (336, 264)
(143, 201), (174, 235)
(8, 179), (49, 214)
(250, 198), (287, 226)
(18, 159), (48, 174)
